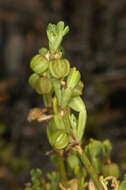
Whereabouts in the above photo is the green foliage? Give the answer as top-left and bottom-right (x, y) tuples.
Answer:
(27, 21), (124, 190)
(29, 20), (87, 148)
(47, 21), (69, 54)
(30, 168), (42, 190)
(67, 67), (80, 89)
(25, 168), (43, 190)
(84, 139), (117, 176)
(67, 154), (80, 170)
(47, 171), (60, 190)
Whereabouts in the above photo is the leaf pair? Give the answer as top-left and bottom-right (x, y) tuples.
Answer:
(47, 21), (69, 54)
(69, 96), (87, 143)
(84, 139), (113, 174)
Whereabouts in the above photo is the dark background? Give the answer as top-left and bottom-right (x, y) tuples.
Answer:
(0, 0), (126, 189)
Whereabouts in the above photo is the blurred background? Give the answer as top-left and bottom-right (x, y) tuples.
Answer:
(0, 0), (126, 189)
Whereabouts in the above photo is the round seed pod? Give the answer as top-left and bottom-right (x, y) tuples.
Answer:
(101, 163), (120, 178)
(52, 130), (68, 149)
(28, 73), (39, 89)
(36, 77), (52, 94)
(29, 73), (41, 94)
(30, 54), (49, 74)
(49, 59), (70, 79)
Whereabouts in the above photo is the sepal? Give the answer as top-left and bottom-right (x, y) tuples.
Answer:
(67, 67), (80, 89)
(61, 88), (72, 108)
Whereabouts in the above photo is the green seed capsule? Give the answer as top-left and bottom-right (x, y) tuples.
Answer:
(28, 73), (39, 89)
(49, 59), (70, 79)
(52, 130), (68, 149)
(28, 73), (42, 94)
(101, 163), (120, 178)
(37, 77), (52, 94)
(30, 54), (49, 74)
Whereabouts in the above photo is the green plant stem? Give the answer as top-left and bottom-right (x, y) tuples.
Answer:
(57, 156), (67, 185)
(79, 151), (104, 190)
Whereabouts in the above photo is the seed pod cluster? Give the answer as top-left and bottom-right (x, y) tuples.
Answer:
(29, 53), (52, 95)
(29, 21), (86, 150)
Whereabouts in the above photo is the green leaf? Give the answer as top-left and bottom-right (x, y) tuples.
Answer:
(72, 81), (84, 97)
(61, 87), (72, 108)
(51, 79), (62, 105)
(88, 140), (103, 173)
(69, 114), (77, 138)
(47, 119), (57, 146)
(38, 48), (48, 56)
(63, 26), (69, 36)
(30, 168), (42, 178)
(77, 111), (87, 143)
(67, 155), (80, 169)
(67, 67), (81, 89)
(52, 97), (59, 114)
(102, 139), (112, 158)
(68, 96), (85, 112)
(54, 114), (65, 130)
(89, 140), (103, 158)
(57, 21), (64, 33)
(46, 22), (69, 54)
(63, 113), (71, 133)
